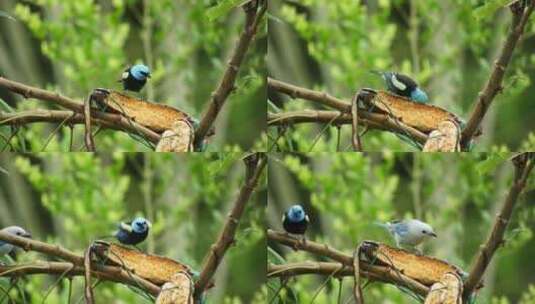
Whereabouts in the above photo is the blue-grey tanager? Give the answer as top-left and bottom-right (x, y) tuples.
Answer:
(379, 219), (437, 248)
(0, 226), (31, 260)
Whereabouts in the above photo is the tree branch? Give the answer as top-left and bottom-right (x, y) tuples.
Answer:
(351, 93), (362, 151)
(461, 1), (535, 147)
(84, 95), (96, 152)
(194, 0), (267, 145)
(0, 233), (161, 296)
(267, 230), (429, 296)
(463, 152), (534, 297)
(267, 78), (428, 144)
(0, 261), (160, 296)
(194, 153), (267, 299)
(0, 77), (161, 144)
(353, 246), (364, 304)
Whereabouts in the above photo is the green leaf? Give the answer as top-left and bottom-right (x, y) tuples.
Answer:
(0, 98), (15, 112)
(206, 0), (249, 22)
(473, 0), (510, 21)
(476, 152), (511, 175)
(267, 246), (286, 265)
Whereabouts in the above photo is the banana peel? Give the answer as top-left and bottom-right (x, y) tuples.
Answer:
(358, 89), (464, 134)
(422, 120), (461, 152)
(424, 272), (463, 304)
(90, 89), (192, 133)
(155, 271), (194, 304)
(91, 241), (193, 285)
(360, 241), (465, 286)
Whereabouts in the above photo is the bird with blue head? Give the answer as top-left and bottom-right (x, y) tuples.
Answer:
(282, 204), (309, 244)
(0, 226), (31, 263)
(373, 71), (429, 103)
(114, 217), (151, 246)
(378, 219), (437, 253)
(120, 64), (151, 93)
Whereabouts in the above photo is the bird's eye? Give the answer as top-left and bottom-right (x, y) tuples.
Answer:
(422, 230), (426, 234)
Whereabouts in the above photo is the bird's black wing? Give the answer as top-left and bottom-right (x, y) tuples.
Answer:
(394, 73), (418, 90)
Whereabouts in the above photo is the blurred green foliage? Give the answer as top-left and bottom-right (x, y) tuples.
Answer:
(267, 152), (535, 303)
(268, 0), (535, 152)
(0, 153), (266, 303)
(0, 0), (266, 151)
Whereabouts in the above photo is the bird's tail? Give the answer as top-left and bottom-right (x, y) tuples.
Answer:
(373, 221), (390, 229)
(369, 69), (384, 76)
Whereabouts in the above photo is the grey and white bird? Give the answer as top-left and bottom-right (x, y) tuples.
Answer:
(0, 226), (32, 259)
(378, 219), (437, 248)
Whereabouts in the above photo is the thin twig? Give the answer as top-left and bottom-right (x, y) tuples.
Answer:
(84, 249), (94, 304)
(84, 95), (95, 151)
(193, 153), (267, 299)
(461, 1), (535, 147)
(194, 1), (266, 145)
(351, 92), (362, 151)
(353, 246), (364, 304)
(463, 152), (534, 297)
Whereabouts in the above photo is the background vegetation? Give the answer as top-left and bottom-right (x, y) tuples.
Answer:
(268, 0), (535, 152)
(0, 0), (266, 151)
(267, 152), (535, 303)
(0, 153), (266, 303)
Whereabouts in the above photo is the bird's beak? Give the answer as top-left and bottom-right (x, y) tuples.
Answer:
(430, 232), (437, 238)
(147, 73), (152, 79)
(147, 221), (152, 228)
(23, 232), (32, 238)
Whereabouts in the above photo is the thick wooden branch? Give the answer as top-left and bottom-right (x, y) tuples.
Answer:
(267, 230), (429, 296)
(194, 1), (266, 145)
(194, 153), (267, 298)
(463, 152), (534, 297)
(0, 233), (161, 296)
(0, 77), (161, 144)
(461, 1), (535, 146)
(267, 78), (428, 144)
